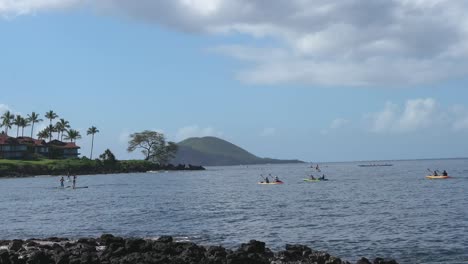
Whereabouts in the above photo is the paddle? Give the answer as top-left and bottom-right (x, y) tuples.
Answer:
(427, 168), (440, 175)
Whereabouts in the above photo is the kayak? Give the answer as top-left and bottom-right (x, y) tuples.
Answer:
(303, 179), (321, 182)
(258, 181), (284, 185)
(303, 178), (328, 182)
(426, 175), (450, 179)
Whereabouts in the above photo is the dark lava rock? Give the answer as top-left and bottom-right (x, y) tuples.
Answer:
(239, 240), (266, 254)
(99, 234), (124, 246)
(156, 236), (173, 243)
(0, 250), (10, 264)
(8, 240), (23, 252)
(357, 257), (372, 264)
(26, 250), (51, 264)
(0, 235), (399, 264)
(373, 258), (399, 264)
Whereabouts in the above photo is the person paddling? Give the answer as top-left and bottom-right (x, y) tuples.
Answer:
(274, 176), (280, 182)
(60, 176), (64, 188)
(320, 174), (326, 180)
(264, 176), (270, 183)
(433, 170), (438, 176)
(442, 170), (448, 176)
(72, 175), (77, 189)
(310, 174), (315, 180)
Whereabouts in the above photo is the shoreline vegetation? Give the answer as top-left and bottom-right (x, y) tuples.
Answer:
(0, 158), (204, 178)
(0, 234), (399, 264)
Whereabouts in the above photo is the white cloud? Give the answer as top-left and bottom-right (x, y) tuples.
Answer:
(260, 127), (276, 137)
(4, 0), (468, 86)
(451, 105), (468, 131)
(175, 125), (222, 141)
(0, 103), (10, 114)
(366, 99), (468, 133)
(0, 0), (80, 16)
(321, 118), (349, 134)
(330, 118), (349, 129)
(398, 98), (437, 131)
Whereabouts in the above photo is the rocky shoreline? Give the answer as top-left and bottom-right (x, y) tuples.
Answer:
(0, 234), (398, 264)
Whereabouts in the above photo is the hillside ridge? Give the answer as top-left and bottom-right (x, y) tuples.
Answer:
(171, 136), (303, 166)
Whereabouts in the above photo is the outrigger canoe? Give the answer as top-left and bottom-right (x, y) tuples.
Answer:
(258, 181), (284, 185)
(426, 175), (450, 179)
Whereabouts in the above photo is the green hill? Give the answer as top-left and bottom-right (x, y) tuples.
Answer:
(171, 136), (303, 166)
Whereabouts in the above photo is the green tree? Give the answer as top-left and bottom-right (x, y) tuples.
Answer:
(87, 126), (99, 159)
(55, 119), (70, 141)
(13, 115), (23, 137)
(45, 124), (56, 141)
(45, 110), (58, 141)
(37, 129), (51, 140)
(127, 130), (178, 164)
(99, 149), (117, 167)
(1, 111), (15, 136)
(99, 149), (117, 162)
(19, 116), (30, 137)
(27, 112), (43, 139)
(64, 129), (82, 142)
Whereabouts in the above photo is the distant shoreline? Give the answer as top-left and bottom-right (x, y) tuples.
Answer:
(0, 159), (204, 178)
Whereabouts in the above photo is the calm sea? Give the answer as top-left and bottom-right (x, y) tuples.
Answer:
(0, 159), (467, 264)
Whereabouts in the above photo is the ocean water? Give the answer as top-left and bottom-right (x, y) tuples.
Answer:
(0, 159), (467, 264)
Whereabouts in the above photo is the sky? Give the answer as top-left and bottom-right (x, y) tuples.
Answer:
(1, 0), (468, 162)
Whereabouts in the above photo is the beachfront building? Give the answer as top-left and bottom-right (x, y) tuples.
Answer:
(0, 133), (80, 159)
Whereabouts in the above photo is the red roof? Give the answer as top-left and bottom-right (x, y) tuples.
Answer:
(64, 142), (79, 149)
(0, 134), (14, 145)
(0, 135), (79, 148)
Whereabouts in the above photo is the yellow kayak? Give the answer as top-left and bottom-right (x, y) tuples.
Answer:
(426, 175), (450, 179)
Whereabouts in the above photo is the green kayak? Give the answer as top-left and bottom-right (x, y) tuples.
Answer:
(303, 178), (328, 182)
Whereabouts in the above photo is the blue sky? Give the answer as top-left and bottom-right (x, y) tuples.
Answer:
(1, 1), (468, 162)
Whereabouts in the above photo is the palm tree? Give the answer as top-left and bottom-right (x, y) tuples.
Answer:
(19, 117), (30, 137)
(45, 111), (58, 141)
(13, 115), (23, 137)
(64, 129), (82, 143)
(87, 126), (99, 159)
(37, 129), (51, 140)
(27, 112), (43, 139)
(55, 119), (70, 141)
(1, 111), (15, 136)
(45, 125), (56, 142)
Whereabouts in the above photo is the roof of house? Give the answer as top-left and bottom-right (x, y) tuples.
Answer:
(47, 140), (80, 149)
(0, 135), (79, 148)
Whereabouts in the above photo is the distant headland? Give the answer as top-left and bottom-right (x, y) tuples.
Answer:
(171, 136), (304, 166)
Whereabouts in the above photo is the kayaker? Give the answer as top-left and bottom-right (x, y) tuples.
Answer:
(433, 171), (438, 176)
(274, 176), (280, 182)
(60, 176), (64, 188)
(310, 175), (315, 180)
(442, 170), (448, 176)
(265, 176), (270, 183)
(321, 174), (326, 180)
